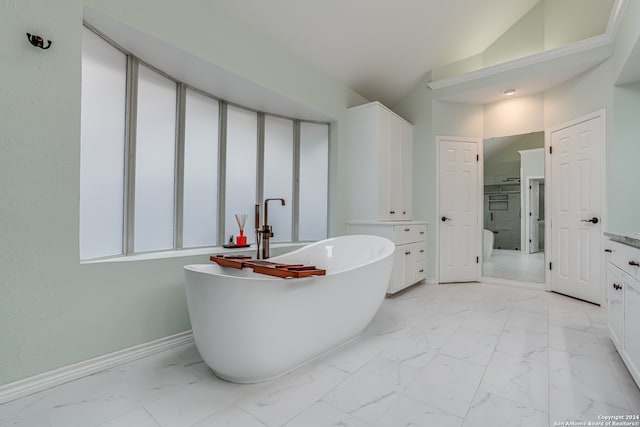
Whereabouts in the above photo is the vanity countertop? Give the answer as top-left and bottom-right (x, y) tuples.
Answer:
(604, 232), (640, 250)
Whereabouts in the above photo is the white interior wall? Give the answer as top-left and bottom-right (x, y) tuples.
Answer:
(484, 94), (544, 138)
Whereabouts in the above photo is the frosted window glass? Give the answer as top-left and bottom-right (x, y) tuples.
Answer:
(134, 65), (177, 252)
(264, 116), (293, 242)
(79, 28), (127, 259)
(183, 90), (219, 247)
(299, 122), (329, 240)
(225, 106), (257, 244)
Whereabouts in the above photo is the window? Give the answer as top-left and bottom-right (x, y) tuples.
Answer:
(79, 27), (126, 259)
(299, 122), (329, 241)
(264, 116), (294, 243)
(79, 26), (330, 260)
(183, 89), (220, 248)
(225, 106), (258, 244)
(134, 65), (177, 253)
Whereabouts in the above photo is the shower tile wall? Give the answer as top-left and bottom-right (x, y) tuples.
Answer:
(484, 187), (521, 250)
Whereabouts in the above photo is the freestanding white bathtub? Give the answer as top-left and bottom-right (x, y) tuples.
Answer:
(183, 234), (395, 383)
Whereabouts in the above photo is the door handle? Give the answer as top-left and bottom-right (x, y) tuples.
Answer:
(441, 216), (451, 222)
(629, 261), (640, 267)
(581, 217), (599, 224)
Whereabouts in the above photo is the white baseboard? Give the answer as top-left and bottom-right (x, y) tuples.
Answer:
(0, 330), (194, 405)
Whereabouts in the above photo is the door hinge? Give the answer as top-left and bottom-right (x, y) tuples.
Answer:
(476, 256), (479, 263)
(549, 262), (553, 270)
(529, 185), (532, 189)
(549, 146), (553, 154)
(476, 154), (479, 161)
(529, 239), (532, 243)
(529, 212), (532, 216)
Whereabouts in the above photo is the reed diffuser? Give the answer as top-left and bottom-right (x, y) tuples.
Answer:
(235, 213), (248, 246)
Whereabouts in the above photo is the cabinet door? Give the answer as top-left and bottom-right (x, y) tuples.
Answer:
(400, 121), (413, 219)
(624, 274), (640, 384)
(389, 248), (405, 293)
(401, 243), (418, 286)
(607, 263), (624, 348)
(386, 115), (403, 219)
(377, 109), (394, 220)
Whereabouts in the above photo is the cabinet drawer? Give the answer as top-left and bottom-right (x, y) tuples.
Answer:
(393, 224), (426, 245)
(608, 241), (640, 281)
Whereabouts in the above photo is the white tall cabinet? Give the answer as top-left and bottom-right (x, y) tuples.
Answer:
(606, 236), (640, 388)
(346, 102), (425, 294)
(346, 102), (413, 221)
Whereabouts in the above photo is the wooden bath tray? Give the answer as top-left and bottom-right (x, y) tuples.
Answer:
(210, 255), (326, 279)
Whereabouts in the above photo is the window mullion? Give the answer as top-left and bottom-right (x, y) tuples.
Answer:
(292, 120), (301, 242)
(123, 57), (139, 255)
(174, 83), (186, 249)
(257, 112), (265, 208)
(217, 102), (228, 246)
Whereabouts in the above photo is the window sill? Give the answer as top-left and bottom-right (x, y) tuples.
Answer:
(81, 242), (309, 264)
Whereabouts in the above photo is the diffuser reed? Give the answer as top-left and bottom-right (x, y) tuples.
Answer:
(234, 213), (248, 246)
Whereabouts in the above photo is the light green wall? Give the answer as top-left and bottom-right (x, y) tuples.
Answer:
(431, 0), (613, 81)
(613, 0), (640, 80)
(609, 82), (640, 235)
(543, 0), (614, 50)
(0, 0), (366, 385)
(608, 0), (640, 236)
(483, 2), (544, 68)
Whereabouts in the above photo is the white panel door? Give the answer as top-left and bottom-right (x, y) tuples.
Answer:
(550, 115), (603, 304)
(439, 139), (479, 283)
(529, 180), (540, 253)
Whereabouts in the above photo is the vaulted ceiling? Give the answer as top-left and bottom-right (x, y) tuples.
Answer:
(214, 0), (542, 105)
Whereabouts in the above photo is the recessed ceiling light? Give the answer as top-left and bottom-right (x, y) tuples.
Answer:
(503, 88), (517, 95)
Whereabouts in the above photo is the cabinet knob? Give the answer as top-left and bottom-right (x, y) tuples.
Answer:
(613, 283), (622, 290)
(390, 211), (395, 214)
(403, 211), (407, 215)
(604, 249), (612, 253)
(420, 249), (424, 253)
(405, 251), (411, 255)
(630, 261), (640, 267)
(404, 228), (410, 232)
(419, 269), (424, 273)
(419, 231), (425, 235)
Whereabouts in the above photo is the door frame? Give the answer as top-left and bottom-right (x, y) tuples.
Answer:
(435, 135), (483, 283)
(544, 109), (607, 304)
(523, 175), (544, 253)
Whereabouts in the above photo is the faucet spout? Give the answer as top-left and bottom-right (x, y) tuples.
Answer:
(263, 198), (286, 228)
(258, 198), (286, 259)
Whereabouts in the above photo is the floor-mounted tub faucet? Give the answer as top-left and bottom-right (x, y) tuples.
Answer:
(255, 198), (285, 259)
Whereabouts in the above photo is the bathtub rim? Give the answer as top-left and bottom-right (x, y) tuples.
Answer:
(184, 234), (395, 281)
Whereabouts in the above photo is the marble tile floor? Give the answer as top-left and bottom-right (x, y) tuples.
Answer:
(483, 249), (546, 283)
(1, 282), (639, 427)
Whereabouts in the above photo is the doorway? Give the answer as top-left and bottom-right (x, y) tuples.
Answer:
(482, 132), (545, 284)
